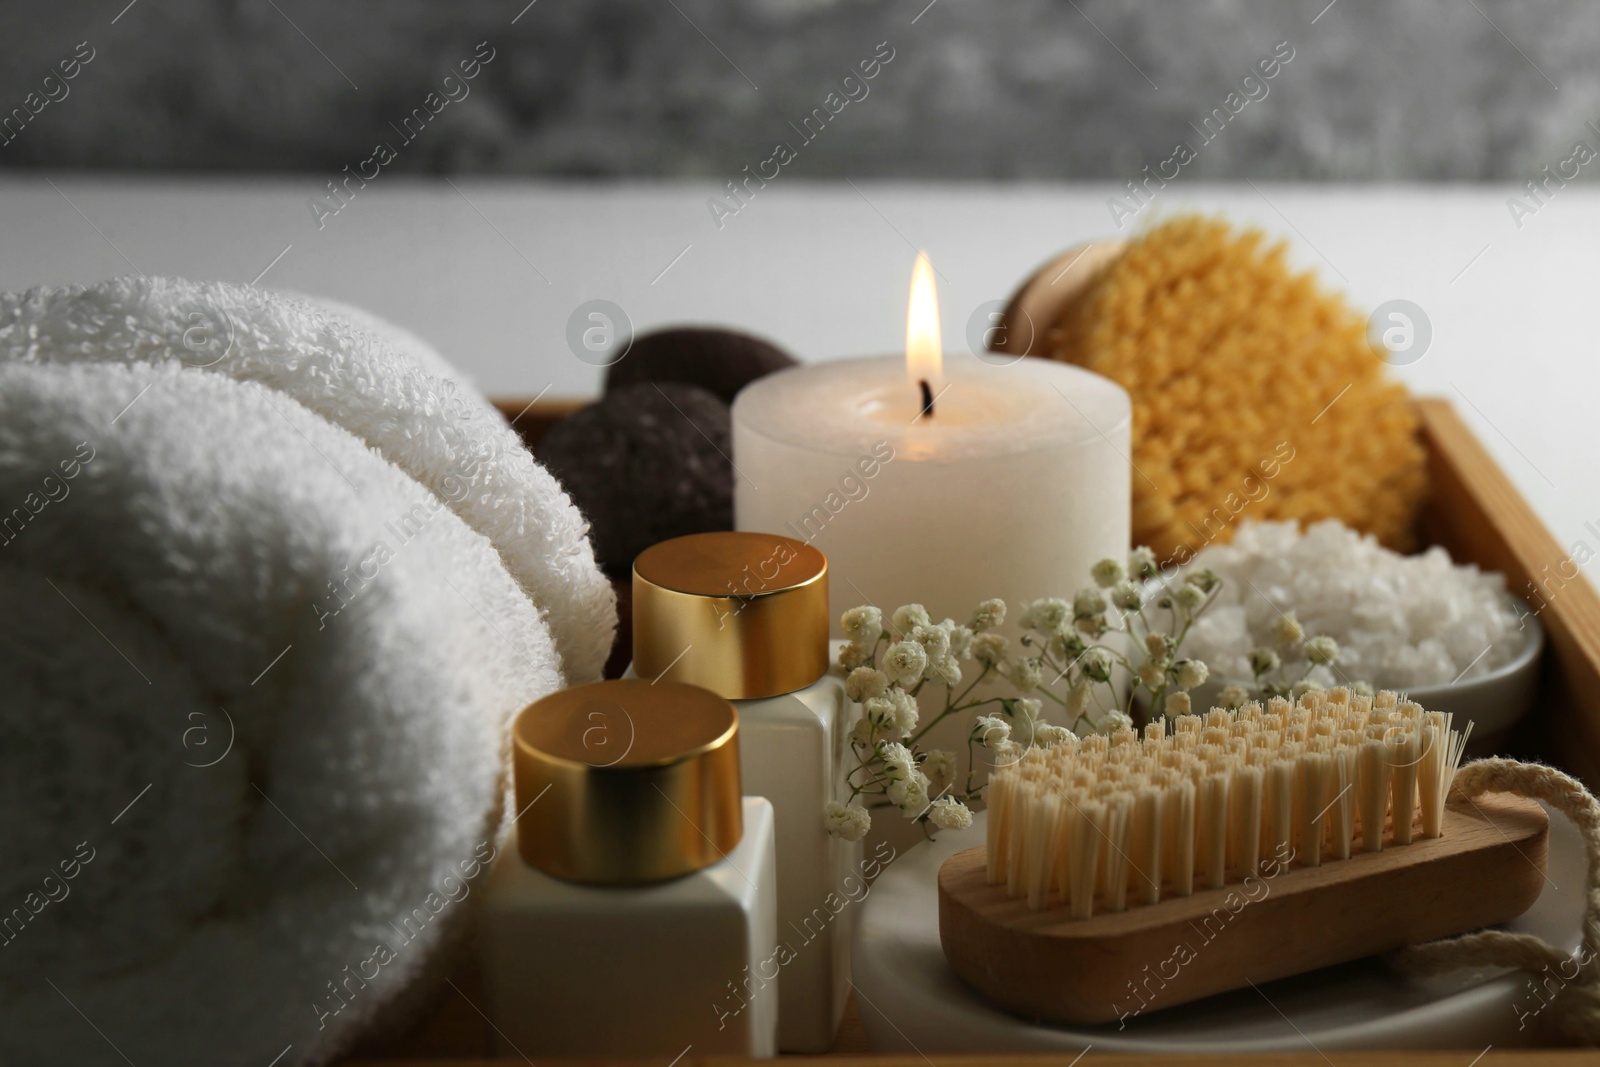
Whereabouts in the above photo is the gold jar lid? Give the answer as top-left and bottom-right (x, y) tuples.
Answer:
(633, 531), (830, 700)
(512, 679), (743, 885)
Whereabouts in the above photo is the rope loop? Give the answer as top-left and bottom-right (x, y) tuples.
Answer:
(1391, 758), (1600, 1044)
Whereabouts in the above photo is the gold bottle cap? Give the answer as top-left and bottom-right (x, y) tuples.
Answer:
(633, 531), (830, 700)
(512, 679), (743, 885)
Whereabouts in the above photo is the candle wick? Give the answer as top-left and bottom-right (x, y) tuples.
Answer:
(918, 379), (935, 420)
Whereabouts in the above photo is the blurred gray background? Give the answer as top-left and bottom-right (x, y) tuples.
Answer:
(0, 0), (1590, 180)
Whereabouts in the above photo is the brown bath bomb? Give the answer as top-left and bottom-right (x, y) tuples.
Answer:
(604, 326), (796, 405)
(539, 382), (732, 571)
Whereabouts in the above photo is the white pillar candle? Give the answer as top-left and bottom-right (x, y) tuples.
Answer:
(732, 254), (1130, 634)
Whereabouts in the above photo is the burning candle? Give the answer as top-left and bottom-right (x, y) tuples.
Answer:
(731, 252), (1131, 630)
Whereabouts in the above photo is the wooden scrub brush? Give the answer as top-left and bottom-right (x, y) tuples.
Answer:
(937, 688), (1548, 1025)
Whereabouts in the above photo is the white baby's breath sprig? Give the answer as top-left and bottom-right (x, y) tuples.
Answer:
(841, 605), (884, 645)
(891, 603), (931, 635)
(928, 795), (973, 831)
(823, 543), (1349, 842)
(1090, 557), (1124, 589)
(823, 800), (871, 842)
(971, 631), (1007, 667)
(972, 714), (1011, 748)
(1249, 625), (1347, 699)
(881, 639), (928, 689)
(970, 598), (1006, 632)
(845, 666), (888, 702)
(922, 749), (957, 792)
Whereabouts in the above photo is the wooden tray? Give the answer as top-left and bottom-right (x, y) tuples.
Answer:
(341, 395), (1600, 1066)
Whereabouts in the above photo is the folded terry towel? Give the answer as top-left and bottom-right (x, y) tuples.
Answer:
(0, 361), (562, 1066)
(0, 277), (616, 683)
(291, 290), (503, 419)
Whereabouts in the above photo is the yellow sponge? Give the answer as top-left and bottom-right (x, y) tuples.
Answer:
(1045, 216), (1425, 564)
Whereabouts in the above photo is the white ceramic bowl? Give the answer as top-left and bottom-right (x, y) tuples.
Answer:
(1396, 605), (1545, 744)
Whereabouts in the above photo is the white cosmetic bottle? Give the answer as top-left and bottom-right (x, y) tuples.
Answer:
(631, 531), (859, 1053)
(482, 678), (779, 1058)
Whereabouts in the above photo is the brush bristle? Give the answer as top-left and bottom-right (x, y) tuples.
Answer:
(985, 688), (1471, 915)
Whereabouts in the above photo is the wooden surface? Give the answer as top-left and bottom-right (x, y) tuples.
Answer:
(344, 1055), (1600, 1062)
(1411, 397), (1600, 785)
(993, 239), (1125, 359)
(937, 795), (1548, 1025)
(344, 396), (1600, 1064)
(343, 1057), (1600, 1067)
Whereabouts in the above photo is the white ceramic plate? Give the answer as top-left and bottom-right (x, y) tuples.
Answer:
(853, 806), (1582, 1053)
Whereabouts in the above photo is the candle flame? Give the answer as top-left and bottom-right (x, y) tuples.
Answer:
(906, 251), (942, 406)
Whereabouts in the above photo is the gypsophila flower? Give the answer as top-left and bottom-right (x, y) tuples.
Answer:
(1009, 657), (1044, 692)
(1175, 659), (1208, 690)
(1352, 680), (1376, 698)
(1022, 598), (1071, 633)
(1110, 580), (1143, 612)
(991, 738), (1025, 765)
(1271, 612), (1305, 649)
(970, 598), (1006, 632)
(823, 800), (872, 842)
(846, 666), (889, 703)
(921, 755), (953, 796)
(1291, 679), (1325, 700)
(887, 688), (919, 734)
(971, 631), (1008, 667)
(922, 749), (957, 792)
(1249, 647), (1281, 677)
(928, 795), (974, 831)
(838, 641), (872, 671)
(928, 654), (962, 687)
(1176, 583), (1207, 612)
(1033, 721), (1074, 747)
(840, 606), (883, 645)
(1098, 709), (1134, 734)
(1010, 698), (1043, 742)
(1051, 629), (1088, 661)
(1091, 558), (1124, 588)
(863, 696), (898, 732)
(878, 741), (916, 780)
(1072, 589), (1107, 619)
(892, 603), (931, 635)
(910, 623), (950, 662)
(972, 715), (1011, 748)
(831, 550), (1233, 842)
(1305, 635), (1340, 665)
(944, 622), (974, 659)
(887, 773), (929, 816)
(1076, 614), (1108, 638)
(1080, 646), (1115, 683)
(882, 640), (929, 688)
(1218, 684), (1250, 709)
(1136, 660), (1165, 690)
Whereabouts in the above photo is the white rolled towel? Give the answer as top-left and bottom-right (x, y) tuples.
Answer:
(0, 276), (616, 683)
(0, 361), (562, 1065)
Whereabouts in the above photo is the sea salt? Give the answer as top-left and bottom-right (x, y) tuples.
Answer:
(1173, 520), (1527, 690)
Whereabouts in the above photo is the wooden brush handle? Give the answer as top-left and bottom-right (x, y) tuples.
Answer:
(938, 794), (1548, 1026)
(990, 240), (1124, 359)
